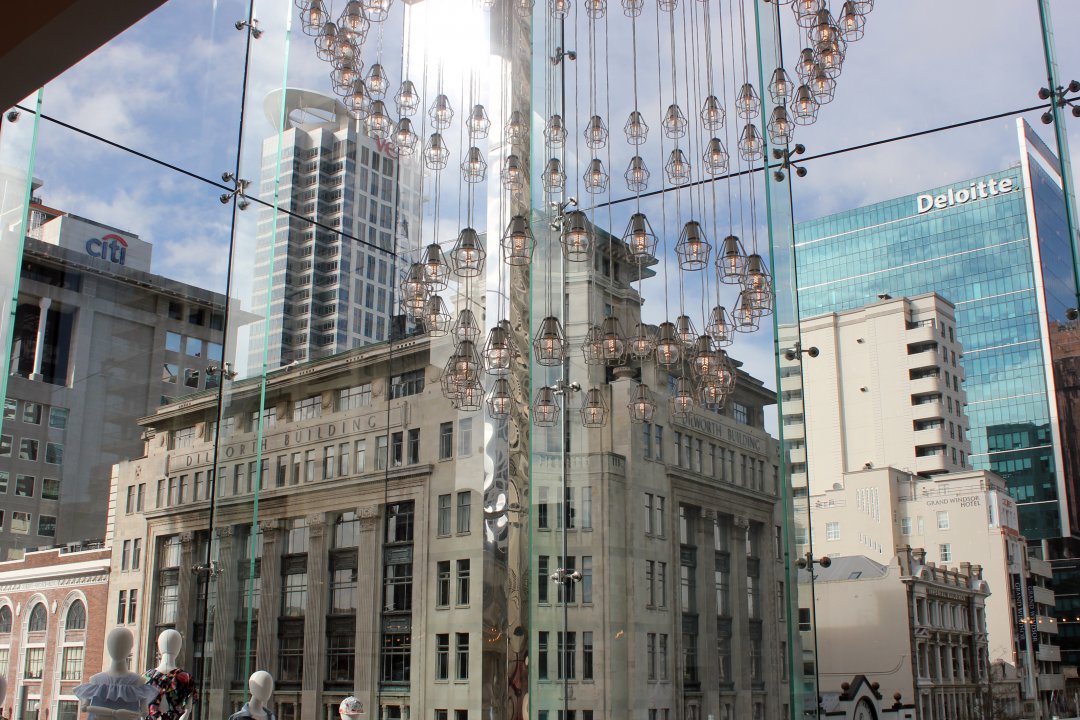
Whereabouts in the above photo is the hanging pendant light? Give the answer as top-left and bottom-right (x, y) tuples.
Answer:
(429, 94), (454, 130)
(581, 387), (609, 428)
(735, 83), (761, 120)
(662, 104), (688, 138)
(767, 106), (794, 145)
(600, 316), (627, 365)
(424, 133), (450, 169)
(810, 65), (836, 104)
(791, 84), (820, 125)
(792, 0), (823, 28)
(362, 0), (393, 22)
(339, 1), (370, 41)
(674, 314), (697, 346)
(811, 8), (838, 45)
(331, 36), (360, 69)
(467, 105), (491, 139)
(703, 138), (729, 176)
(675, 221), (710, 271)
(550, 0), (571, 18)
(699, 374), (734, 411)
(332, 63), (363, 97)
(664, 148), (691, 185)
(717, 234), (748, 283)
(454, 308), (483, 345)
(346, 78), (370, 120)
(364, 100), (393, 139)
(705, 305), (735, 347)
(423, 295), (452, 336)
(545, 115), (567, 148)
(456, 379), (484, 413)
(483, 322), (515, 374)
(583, 158), (609, 194)
(533, 386), (561, 427)
(623, 213), (657, 263)
(542, 158), (566, 194)
(796, 48), (817, 82)
(582, 323), (605, 365)
(461, 147), (488, 183)
(628, 383), (656, 423)
(624, 111), (649, 145)
(584, 0), (607, 19)
(654, 322), (682, 367)
(394, 118), (418, 155)
(625, 156), (650, 192)
(816, 39), (845, 78)
(394, 80), (420, 116)
(738, 123), (764, 161)
(561, 210), (592, 262)
(585, 115), (609, 150)
(422, 243), (451, 290)
(853, 0), (873, 12)
(733, 289), (761, 332)
(302, 0), (330, 34)
(629, 323), (657, 360)
(743, 254), (774, 316)
(451, 227), (485, 277)
(502, 155), (525, 192)
(657, 0), (677, 11)
(505, 111), (528, 145)
(400, 263), (429, 318)
(366, 63), (389, 99)
(488, 378), (515, 419)
(669, 377), (696, 419)
(768, 68), (794, 104)
(700, 95), (726, 132)
(501, 215), (535, 266)
(621, 0), (644, 18)
(690, 335), (719, 379)
(316, 22), (339, 61)
(533, 316), (567, 367)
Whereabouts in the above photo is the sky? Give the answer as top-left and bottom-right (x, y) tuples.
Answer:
(11, 0), (1080, 432)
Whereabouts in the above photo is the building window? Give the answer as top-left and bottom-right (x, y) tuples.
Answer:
(901, 517), (912, 536)
(557, 631), (575, 680)
(438, 494), (452, 536)
(733, 402), (750, 425)
(24, 648), (44, 679)
(28, 603), (47, 632)
(457, 559), (471, 605)
(323, 445), (337, 480)
(383, 561), (413, 613)
(390, 369), (425, 398)
(57, 702), (78, 720)
(327, 629), (356, 684)
(582, 631), (594, 680)
(11, 511), (30, 535)
(15, 475), (34, 497)
(940, 544), (952, 562)
(825, 522), (840, 541)
(279, 632), (304, 683)
(647, 632), (657, 680)
(0, 435), (10, 457)
(458, 418), (473, 457)
(337, 384), (372, 410)
(455, 633), (469, 680)
(937, 511), (950, 530)
(538, 556), (550, 604)
(581, 556), (593, 603)
(581, 486), (593, 529)
(457, 492), (471, 533)
(436, 561), (451, 607)
(281, 573), (308, 617)
(66, 601), (86, 629)
(294, 394), (322, 420)
(132, 539), (142, 570)
(333, 512), (360, 548)
(435, 633), (450, 680)
(375, 436), (388, 470)
(19, 439), (38, 461)
(61, 646), (84, 680)
(440, 422), (454, 460)
(407, 428), (420, 465)
(391, 432), (403, 467)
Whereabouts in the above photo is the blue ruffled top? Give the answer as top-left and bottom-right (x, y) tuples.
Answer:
(73, 673), (160, 717)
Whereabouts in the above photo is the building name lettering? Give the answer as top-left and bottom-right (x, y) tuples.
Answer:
(916, 177), (1015, 214)
(925, 495), (981, 508)
(673, 414), (767, 454)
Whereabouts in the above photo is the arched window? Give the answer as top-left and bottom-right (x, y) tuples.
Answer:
(27, 604), (47, 632)
(0, 606), (11, 634)
(66, 601), (86, 630)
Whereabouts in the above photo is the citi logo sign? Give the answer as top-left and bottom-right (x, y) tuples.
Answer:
(85, 233), (128, 265)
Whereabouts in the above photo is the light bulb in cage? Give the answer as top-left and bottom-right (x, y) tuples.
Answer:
(533, 386), (560, 427)
(549, 0), (571, 17)
(461, 147), (488, 183)
(670, 377), (696, 419)
(440, 365), (463, 400)
(362, 0), (393, 22)
(654, 322), (682, 367)
(738, 123), (764, 162)
(767, 106), (794, 145)
(429, 94), (454, 130)
(455, 379), (484, 413)
(451, 227), (485, 278)
(628, 383), (656, 424)
(600, 316), (627, 365)
(424, 133), (450, 170)
(502, 155), (525, 192)
(699, 375), (734, 410)
(839, 1), (865, 41)
(423, 295), (452, 337)
(331, 36), (359, 69)
(703, 138), (729, 175)
(665, 148), (691, 185)
(744, 254), (774, 309)
(624, 110), (649, 145)
(690, 335), (720, 379)
(625, 156), (650, 192)
(623, 212), (657, 263)
(561, 210), (591, 262)
(501, 215), (534, 266)
(769, 68), (794, 104)
(542, 158), (566, 194)
(422, 243), (450, 290)
(674, 315), (697, 346)
(811, 8), (838, 45)
(332, 63), (362, 96)
(733, 289), (761, 332)
(448, 340), (482, 387)
(657, 0), (677, 12)
(717, 234), (748, 283)
(853, 0), (873, 12)
(791, 84), (819, 125)
(793, 0), (823, 28)
(629, 322), (656, 359)
(621, 0), (644, 18)
(365, 64), (390, 99)
(675, 221), (710, 271)
(315, 22), (338, 61)
(302, 0), (329, 34)
(662, 104), (688, 139)
(467, 104), (491, 139)
(585, 115), (609, 150)
(583, 159), (609, 194)
(796, 48), (816, 82)
(488, 378), (515, 420)
(394, 118), (418, 155)
(545, 115), (567, 148)
(400, 263), (429, 318)
(483, 323), (515, 374)
(700, 95), (725, 131)
(505, 111), (528, 145)
(816, 40), (844, 78)
(584, 0), (606, 19)
(365, 100), (393, 139)
(395, 80), (420, 116)
(810, 65), (836, 104)
(581, 388), (608, 428)
(533, 316), (567, 367)
(454, 308), (482, 345)
(582, 324), (605, 365)
(705, 305), (735, 347)
(735, 83), (760, 120)
(339, 1), (370, 40)
(346, 79), (370, 120)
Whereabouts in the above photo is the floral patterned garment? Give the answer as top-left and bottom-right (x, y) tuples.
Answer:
(143, 667), (198, 720)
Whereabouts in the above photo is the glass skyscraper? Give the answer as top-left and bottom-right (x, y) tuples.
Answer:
(794, 119), (1079, 543)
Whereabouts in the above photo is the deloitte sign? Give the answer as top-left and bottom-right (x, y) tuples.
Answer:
(916, 176), (1016, 214)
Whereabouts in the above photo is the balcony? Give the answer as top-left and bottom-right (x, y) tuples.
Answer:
(913, 427), (949, 447)
(908, 350), (940, 371)
(782, 422), (805, 441)
(911, 400), (945, 421)
(780, 374), (803, 393)
(788, 447), (807, 464)
(910, 376), (945, 396)
(1038, 672), (1065, 692)
(907, 324), (938, 345)
(915, 453), (948, 474)
(1033, 585), (1055, 610)
(781, 398), (804, 415)
(1037, 643), (1061, 662)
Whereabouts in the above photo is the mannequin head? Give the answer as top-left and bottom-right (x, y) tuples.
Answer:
(157, 630), (182, 661)
(248, 671), (274, 704)
(105, 628), (135, 670)
(339, 697), (363, 718)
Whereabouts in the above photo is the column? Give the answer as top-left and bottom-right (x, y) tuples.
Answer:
(731, 515), (751, 720)
(302, 513), (329, 720)
(699, 510), (719, 720)
(354, 505), (382, 719)
(209, 526), (238, 720)
(30, 297), (50, 380)
(257, 520), (283, 675)
(176, 531), (195, 641)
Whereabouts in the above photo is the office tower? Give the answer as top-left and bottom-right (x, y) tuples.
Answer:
(246, 89), (421, 373)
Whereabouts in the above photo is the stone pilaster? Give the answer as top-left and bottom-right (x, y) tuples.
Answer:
(256, 520), (283, 675)
(731, 515), (751, 720)
(354, 505), (382, 718)
(209, 525), (237, 720)
(301, 513), (330, 720)
(176, 531), (196, 644)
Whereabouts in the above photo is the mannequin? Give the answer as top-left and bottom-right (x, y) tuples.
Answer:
(0, 676), (7, 718)
(338, 698), (363, 719)
(228, 671), (275, 720)
(143, 630), (197, 720)
(74, 628), (159, 720)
